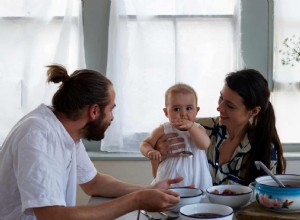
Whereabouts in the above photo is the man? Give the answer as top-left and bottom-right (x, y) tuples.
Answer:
(0, 64), (182, 220)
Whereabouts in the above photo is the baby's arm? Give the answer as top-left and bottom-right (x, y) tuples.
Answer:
(188, 122), (210, 150)
(174, 119), (210, 150)
(147, 149), (161, 160)
(140, 126), (165, 161)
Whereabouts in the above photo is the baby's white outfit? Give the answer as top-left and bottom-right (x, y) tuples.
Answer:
(152, 122), (212, 191)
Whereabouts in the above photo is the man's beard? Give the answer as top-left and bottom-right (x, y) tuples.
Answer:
(81, 114), (110, 141)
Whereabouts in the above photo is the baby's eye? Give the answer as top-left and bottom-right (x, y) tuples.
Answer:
(173, 107), (180, 112)
(186, 106), (193, 111)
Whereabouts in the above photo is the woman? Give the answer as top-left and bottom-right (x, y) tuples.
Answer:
(154, 69), (286, 186)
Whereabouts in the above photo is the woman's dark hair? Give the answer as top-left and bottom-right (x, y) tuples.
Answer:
(225, 69), (286, 184)
(46, 64), (112, 120)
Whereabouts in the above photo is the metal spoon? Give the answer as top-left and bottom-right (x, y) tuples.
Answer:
(159, 211), (178, 219)
(140, 210), (178, 219)
(254, 161), (285, 187)
(178, 150), (193, 157)
(140, 210), (157, 219)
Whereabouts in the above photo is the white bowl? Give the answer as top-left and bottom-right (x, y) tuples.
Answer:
(169, 187), (204, 212)
(255, 174), (300, 212)
(180, 203), (234, 220)
(206, 184), (252, 209)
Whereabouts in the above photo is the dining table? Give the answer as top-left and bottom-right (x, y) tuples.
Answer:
(88, 196), (181, 219)
(88, 196), (238, 220)
(88, 195), (300, 220)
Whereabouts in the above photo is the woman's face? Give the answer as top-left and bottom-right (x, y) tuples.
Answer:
(217, 85), (253, 130)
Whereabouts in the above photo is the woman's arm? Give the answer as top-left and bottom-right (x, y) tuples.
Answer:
(154, 133), (185, 158)
(151, 133), (185, 178)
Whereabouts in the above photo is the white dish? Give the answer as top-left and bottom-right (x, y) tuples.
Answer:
(180, 203), (234, 220)
(206, 184), (252, 209)
(169, 187), (204, 213)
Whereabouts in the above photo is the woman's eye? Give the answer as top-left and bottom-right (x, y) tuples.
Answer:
(226, 104), (234, 109)
(219, 96), (234, 109)
(218, 96), (223, 103)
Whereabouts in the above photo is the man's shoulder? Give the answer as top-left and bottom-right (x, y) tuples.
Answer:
(22, 111), (52, 130)
(12, 104), (59, 138)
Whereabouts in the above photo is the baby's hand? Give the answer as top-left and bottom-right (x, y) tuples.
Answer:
(147, 150), (162, 161)
(172, 119), (194, 131)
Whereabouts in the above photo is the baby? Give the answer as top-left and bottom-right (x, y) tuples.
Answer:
(140, 83), (212, 190)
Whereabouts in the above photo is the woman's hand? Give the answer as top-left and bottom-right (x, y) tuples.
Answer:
(155, 133), (185, 158)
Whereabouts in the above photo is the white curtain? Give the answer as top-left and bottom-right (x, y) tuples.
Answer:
(102, 0), (242, 152)
(0, 0), (86, 145)
(273, 0), (300, 143)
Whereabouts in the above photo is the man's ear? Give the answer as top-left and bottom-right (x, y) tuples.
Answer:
(89, 104), (100, 120)
(163, 107), (168, 117)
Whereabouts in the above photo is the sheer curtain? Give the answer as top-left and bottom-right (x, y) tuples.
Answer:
(102, 0), (242, 152)
(0, 0), (86, 145)
(273, 0), (300, 143)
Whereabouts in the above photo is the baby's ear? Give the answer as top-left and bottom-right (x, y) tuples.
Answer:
(163, 107), (168, 117)
(197, 106), (200, 112)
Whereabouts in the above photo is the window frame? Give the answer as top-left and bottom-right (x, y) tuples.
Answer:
(84, 13), (238, 152)
(82, 0), (300, 155)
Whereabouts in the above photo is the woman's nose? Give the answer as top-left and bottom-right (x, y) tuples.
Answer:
(217, 102), (223, 112)
(110, 113), (114, 122)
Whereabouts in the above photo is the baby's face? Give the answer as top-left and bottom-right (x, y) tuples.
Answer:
(164, 93), (199, 125)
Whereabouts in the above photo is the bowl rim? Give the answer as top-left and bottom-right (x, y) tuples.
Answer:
(179, 203), (234, 218)
(255, 174), (300, 189)
(169, 187), (204, 198)
(206, 185), (253, 196)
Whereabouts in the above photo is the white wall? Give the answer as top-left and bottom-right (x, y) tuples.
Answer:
(76, 160), (153, 205)
(286, 160), (300, 175)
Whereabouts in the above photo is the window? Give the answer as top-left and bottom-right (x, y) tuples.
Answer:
(101, 0), (242, 152)
(0, 0), (86, 145)
(273, 0), (300, 145)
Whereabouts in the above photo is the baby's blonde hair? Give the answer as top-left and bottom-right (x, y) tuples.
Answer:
(165, 83), (198, 106)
